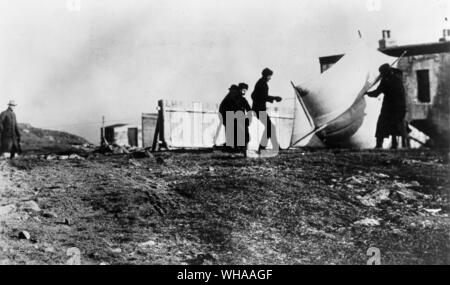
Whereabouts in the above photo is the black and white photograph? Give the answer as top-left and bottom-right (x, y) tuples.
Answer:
(0, 0), (449, 270)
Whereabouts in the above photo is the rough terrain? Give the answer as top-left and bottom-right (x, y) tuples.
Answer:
(0, 148), (449, 264)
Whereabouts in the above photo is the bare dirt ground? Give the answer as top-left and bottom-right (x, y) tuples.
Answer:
(0, 148), (449, 265)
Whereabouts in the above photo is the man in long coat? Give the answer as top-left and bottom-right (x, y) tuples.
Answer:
(218, 83), (251, 152)
(251, 68), (282, 150)
(366, 64), (408, 149)
(0, 100), (21, 158)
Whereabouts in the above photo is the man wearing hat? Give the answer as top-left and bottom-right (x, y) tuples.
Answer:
(251, 68), (282, 150)
(365, 63), (408, 149)
(218, 83), (251, 153)
(0, 100), (21, 159)
(235, 83), (251, 152)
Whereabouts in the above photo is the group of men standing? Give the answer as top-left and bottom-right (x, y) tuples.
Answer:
(218, 68), (282, 154)
(218, 63), (409, 154)
(0, 64), (409, 161)
(0, 100), (21, 159)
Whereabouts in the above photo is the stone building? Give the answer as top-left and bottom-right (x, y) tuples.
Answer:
(379, 29), (450, 147)
(318, 30), (450, 147)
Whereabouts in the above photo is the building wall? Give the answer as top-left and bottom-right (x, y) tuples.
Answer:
(147, 100), (294, 149)
(142, 113), (158, 148)
(113, 125), (131, 146)
(432, 54), (450, 143)
(398, 53), (450, 145)
(104, 125), (143, 147)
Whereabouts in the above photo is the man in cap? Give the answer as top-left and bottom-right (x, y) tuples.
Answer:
(251, 68), (282, 150)
(236, 83), (251, 113)
(219, 84), (239, 128)
(365, 63), (408, 149)
(0, 100), (21, 159)
(235, 83), (251, 152)
(218, 83), (251, 153)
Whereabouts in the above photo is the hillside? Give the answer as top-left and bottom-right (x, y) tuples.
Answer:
(18, 123), (91, 154)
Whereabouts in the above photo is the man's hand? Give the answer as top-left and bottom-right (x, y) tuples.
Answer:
(268, 96), (282, 103)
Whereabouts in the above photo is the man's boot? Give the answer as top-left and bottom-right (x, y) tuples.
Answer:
(258, 144), (267, 152)
(375, 138), (383, 149)
(391, 135), (398, 149)
(401, 136), (410, 149)
(242, 144), (248, 158)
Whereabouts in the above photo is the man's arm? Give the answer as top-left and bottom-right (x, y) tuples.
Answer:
(259, 83), (281, 103)
(0, 112), (4, 133)
(267, 95), (282, 103)
(15, 121), (21, 141)
(242, 99), (251, 112)
(365, 81), (384, 98)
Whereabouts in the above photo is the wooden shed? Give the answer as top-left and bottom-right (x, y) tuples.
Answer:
(101, 124), (142, 147)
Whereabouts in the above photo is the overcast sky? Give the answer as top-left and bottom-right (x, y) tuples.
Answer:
(0, 0), (448, 143)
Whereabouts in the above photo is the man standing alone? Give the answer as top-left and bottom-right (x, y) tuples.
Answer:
(365, 64), (408, 149)
(251, 68), (282, 150)
(0, 100), (21, 159)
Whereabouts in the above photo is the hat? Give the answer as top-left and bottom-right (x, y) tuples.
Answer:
(228, 84), (238, 91)
(238, 83), (248, 90)
(7, 100), (17, 106)
(262, 68), (273, 77)
(378, 63), (391, 73)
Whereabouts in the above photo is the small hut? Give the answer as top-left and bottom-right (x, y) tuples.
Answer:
(101, 124), (142, 147)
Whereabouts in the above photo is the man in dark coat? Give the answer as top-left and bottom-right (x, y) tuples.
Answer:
(365, 64), (408, 149)
(218, 83), (251, 152)
(251, 68), (282, 150)
(219, 84), (239, 125)
(0, 100), (21, 158)
(235, 83), (251, 113)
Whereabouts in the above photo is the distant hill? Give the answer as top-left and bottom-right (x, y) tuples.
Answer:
(18, 123), (91, 154)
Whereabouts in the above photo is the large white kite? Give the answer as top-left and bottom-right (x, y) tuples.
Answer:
(290, 41), (426, 149)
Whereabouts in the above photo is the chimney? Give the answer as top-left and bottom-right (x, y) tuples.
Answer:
(379, 30), (397, 49)
(439, 29), (450, 42)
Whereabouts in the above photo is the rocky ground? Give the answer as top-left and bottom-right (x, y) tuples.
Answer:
(0, 148), (449, 265)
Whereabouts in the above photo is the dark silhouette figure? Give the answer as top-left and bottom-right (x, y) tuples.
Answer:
(251, 68), (282, 150)
(0, 100), (21, 159)
(366, 64), (408, 149)
(218, 83), (251, 153)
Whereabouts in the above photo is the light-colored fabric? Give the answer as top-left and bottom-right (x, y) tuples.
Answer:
(291, 41), (398, 148)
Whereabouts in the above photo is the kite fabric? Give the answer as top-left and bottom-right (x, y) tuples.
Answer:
(291, 41), (400, 148)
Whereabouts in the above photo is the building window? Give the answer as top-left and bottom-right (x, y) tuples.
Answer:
(321, 63), (333, 73)
(416, 69), (430, 103)
(319, 54), (344, 73)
